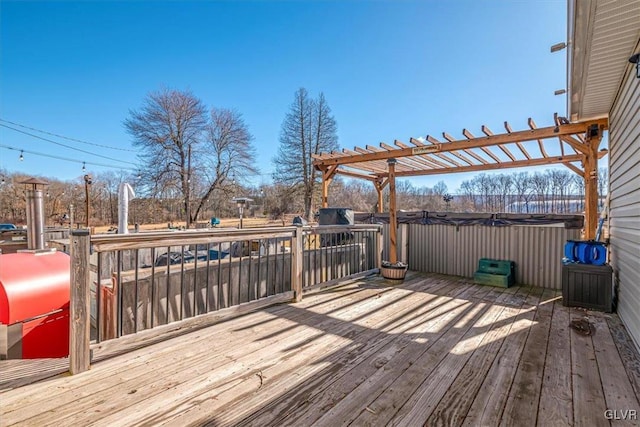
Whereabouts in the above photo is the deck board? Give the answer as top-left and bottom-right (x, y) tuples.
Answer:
(423, 286), (529, 427)
(591, 314), (640, 426)
(1, 272), (639, 427)
(462, 286), (544, 427)
(500, 288), (556, 426)
(223, 278), (466, 426)
(570, 307), (610, 427)
(537, 297), (574, 427)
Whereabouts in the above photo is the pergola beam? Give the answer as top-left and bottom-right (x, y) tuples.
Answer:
(440, 133), (489, 165)
(392, 140), (445, 170)
(481, 125), (517, 161)
(410, 137), (464, 167)
(314, 116), (609, 262)
(313, 119), (607, 167)
(424, 136), (475, 166)
(562, 162), (585, 176)
(463, 129), (502, 163)
(558, 135), (590, 154)
(375, 154), (584, 177)
(504, 121), (532, 159)
(331, 168), (377, 181)
(527, 118), (550, 158)
(380, 142), (438, 171)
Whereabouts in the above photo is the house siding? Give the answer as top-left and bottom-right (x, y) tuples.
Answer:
(609, 49), (640, 351)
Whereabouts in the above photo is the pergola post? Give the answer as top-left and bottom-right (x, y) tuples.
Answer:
(583, 126), (603, 240)
(387, 158), (398, 263)
(322, 178), (330, 209)
(321, 166), (338, 209)
(374, 178), (388, 213)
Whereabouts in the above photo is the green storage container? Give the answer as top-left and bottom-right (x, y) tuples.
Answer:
(478, 258), (515, 276)
(474, 271), (514, 288)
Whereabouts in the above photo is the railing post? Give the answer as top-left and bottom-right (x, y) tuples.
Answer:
(400, 224), (408, 264)
(377, 225), (383, 271)
(70, 229), (91, 374)
(291, 225), (303, 302)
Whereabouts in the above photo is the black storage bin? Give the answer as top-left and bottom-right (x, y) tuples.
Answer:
(318, 208), (354, 225)
(562, 263), (613, 312)
(318, 208), (354, 247)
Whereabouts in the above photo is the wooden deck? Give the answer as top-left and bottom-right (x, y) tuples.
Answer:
(2, 272), (640, 426)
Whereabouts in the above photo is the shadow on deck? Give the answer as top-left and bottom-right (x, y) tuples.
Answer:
(2, 272), (640, 426)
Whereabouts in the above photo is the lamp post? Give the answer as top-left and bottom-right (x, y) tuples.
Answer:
(84, 174), (92, 229)
(232, 197), (253, 229)
(260, 188), (265, 217)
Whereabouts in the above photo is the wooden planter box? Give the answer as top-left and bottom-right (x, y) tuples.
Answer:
(381, 265), (408, 282)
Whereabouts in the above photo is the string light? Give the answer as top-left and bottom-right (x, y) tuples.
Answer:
(0, 144), (137, 172)
(0, 118), (139, 152)
(82, 162), (86, 172)
(0, 123), (138, 166)
(19, 150), (24, 161)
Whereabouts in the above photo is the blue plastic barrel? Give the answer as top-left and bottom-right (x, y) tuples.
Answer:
(576, 242), (591, 264)
(590, 243), (607, 266)
(564, 241), (578, 262)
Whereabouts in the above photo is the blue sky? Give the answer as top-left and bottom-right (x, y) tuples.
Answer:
(0, 0), (576, 192)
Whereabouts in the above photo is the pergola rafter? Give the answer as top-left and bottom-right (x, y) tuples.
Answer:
(313, 116), (609, 263)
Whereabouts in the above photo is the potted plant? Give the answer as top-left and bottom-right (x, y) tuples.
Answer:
(381, 260), (409, 282)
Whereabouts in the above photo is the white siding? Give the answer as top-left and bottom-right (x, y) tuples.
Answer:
(609, 49), (640, 351)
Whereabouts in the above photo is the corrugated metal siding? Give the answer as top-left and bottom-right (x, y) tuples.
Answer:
(381, 224), (405, 263)
(609, 50), (640, 351)
(405, 224), (580, 289)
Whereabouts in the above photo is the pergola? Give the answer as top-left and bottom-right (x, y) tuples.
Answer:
(313, 115), (609, 263)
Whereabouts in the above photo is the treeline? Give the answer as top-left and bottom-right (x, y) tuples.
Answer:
(0, 166), (608, 226)
(456, 168), (608, 213)
(327, 168), (609, 214)
(0, 169), (304, 226)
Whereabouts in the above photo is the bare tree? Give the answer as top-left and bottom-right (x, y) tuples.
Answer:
(495, 174), (513, 212)
(192, 108), (257, 221)
(530, 172), (550, 213)
(512, 172), (533, 213)
(124, 88), (208, 228)
(95, 170), (133, 224)
(598, 166), (608, 210)
(273, 88), (338, 221)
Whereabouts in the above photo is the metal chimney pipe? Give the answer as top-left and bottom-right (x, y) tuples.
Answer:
(26, 188), (45, 250)
(19, 178), (49, 250)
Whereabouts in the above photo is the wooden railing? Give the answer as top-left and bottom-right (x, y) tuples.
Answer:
(69, 224), (382, 374)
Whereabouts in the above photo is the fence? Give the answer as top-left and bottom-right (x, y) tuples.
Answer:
(69, 224), (382, 374)
(301, 225), (382, 290)
(395, 223), (580, 289)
